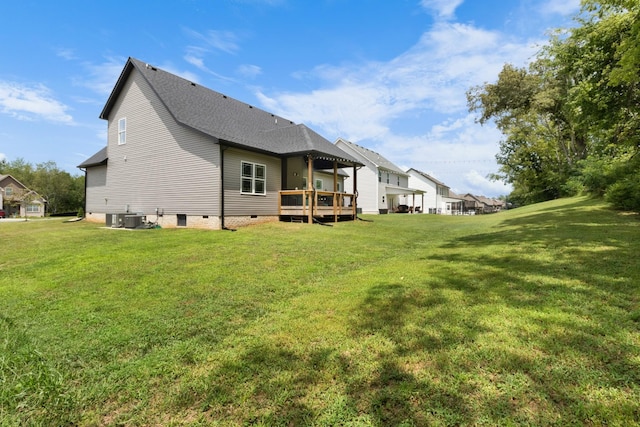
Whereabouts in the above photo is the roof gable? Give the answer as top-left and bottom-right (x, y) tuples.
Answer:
(0, 174), (28, 190)
(408, 168), (448, 188)
(99, 58), (359, 166)
(335, 138), (406, 175)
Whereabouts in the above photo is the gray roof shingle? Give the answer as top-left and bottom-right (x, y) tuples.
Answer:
(336, 138), (406, 175)
(98, 58), (359, 166)
(77, 146), (108, 168)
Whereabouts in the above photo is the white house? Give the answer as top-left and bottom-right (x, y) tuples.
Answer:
(404, 168), (463, 214)
(335, 138), (424, 214)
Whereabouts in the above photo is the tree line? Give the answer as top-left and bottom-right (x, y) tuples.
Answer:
(467, 0), (640, 211)
(1, 158), (85, 215)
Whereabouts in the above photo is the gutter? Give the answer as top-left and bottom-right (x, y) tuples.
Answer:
(219, 142), (236, 231)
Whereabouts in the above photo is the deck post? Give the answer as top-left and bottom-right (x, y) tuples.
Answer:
(333, 160), (338, 222)
(307, 155), (314, 224)
(353, 164), (358, 219)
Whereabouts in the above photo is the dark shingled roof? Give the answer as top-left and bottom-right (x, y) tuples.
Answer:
(336, 138), (406, 175)
(408, 168), (449, 188)
(77, 146), (108, 168)
(97, 57), (359, 167)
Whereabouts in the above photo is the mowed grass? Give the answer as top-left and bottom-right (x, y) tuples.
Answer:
(1, 196), (639, 426)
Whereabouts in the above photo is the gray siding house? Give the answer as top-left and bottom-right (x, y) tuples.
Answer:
(79, 58), (361, 229)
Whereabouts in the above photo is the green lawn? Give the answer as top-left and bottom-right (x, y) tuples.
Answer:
(1, 196), (639, 426)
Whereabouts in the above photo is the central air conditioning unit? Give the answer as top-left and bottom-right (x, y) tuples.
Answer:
(106, 213), (127, 227)
(124, 215), (145, 229)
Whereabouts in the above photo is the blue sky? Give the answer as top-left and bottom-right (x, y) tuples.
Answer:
(0, 0), (580, 197)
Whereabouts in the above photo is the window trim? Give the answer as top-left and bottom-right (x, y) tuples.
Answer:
(118, 117), (127, 145)
(240, 161), (267, 195)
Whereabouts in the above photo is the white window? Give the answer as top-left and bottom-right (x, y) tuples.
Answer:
(118, 118), (126, 145)
(27, 204), (39, 213)
(5, 186), (13, 196)
(241, 161), (266, 195)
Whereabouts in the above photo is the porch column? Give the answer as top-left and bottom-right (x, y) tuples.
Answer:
(333, 161), (338, 222)
(307, 155), (314, 224)
(353, 164), (358, 219)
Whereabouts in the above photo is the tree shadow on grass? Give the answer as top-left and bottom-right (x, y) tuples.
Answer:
(414, 201), (640, 424)
(161, 199), (639, 425)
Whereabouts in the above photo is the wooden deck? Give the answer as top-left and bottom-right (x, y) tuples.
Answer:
(279, 190), (357, 222)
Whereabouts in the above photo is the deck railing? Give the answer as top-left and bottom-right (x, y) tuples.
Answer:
(279, 190), (356, 220)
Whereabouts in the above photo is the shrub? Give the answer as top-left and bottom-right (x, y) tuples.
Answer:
(605, 171), (640, 212)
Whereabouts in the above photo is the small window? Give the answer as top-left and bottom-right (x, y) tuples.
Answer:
(315, 179), (323, 190)
(397, 176), (400, 186)
(177, 214), (187, 226)
(240, 161), (266, 195)
(5, 187), (13, 196)
(386, 173), (390, 184)
(118, 118), (126, 145)
(378, 170), (381, 182)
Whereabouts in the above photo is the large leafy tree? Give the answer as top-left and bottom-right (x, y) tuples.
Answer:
(468, 0), (640, 210)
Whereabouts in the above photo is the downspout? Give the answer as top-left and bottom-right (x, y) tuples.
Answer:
(80, 167), (87, 218)
(219, 143), (235, 231)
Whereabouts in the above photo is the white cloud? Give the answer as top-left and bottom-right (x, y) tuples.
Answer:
(0, 81), (73, 124)
(253, 21), (540, 196)
(75, 56), (127, 95)
(420, 0), (464, 19)
(55, 48), (76, 60)
(540, 0), (581, 16)
(184, 28), (241, 55)
(237, 64), (262, 79)
(258, 22), (538, 140)
(0, 152), (6, 162)
(463, 170), (511, 196)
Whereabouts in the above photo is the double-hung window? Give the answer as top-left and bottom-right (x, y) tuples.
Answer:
(241, 161), (266, 195)
(118, 118), (126, 145)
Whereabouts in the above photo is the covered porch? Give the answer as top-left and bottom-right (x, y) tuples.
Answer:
(279, 153), (361, 223)
(387, 185), (426, 213)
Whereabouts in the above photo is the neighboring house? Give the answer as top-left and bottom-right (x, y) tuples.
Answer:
(462, 194), (484, 214)
(405, 168), (464, 214)
(78, 57), (362, 229)
(444, 191), (465, 215)
(335, 138), (424, 214)
(0, 174), (46, 217)
(461, 194), (504, 214)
